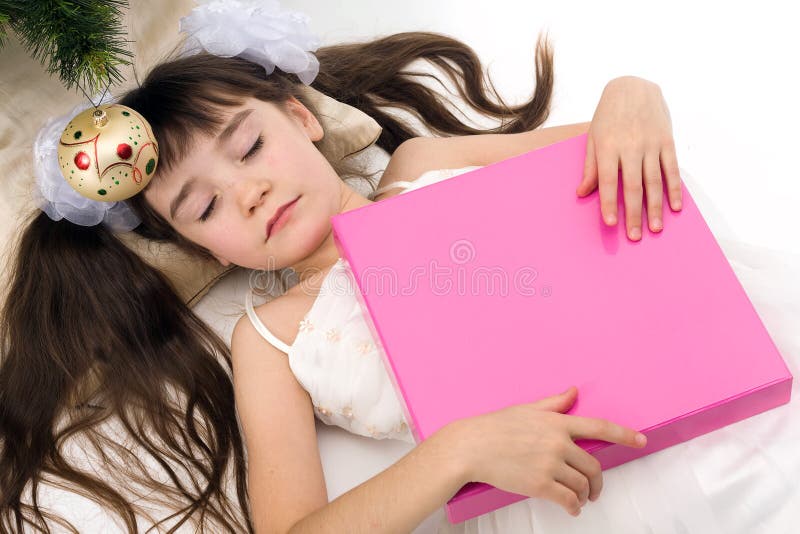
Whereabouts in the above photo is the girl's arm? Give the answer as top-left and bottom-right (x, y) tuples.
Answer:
(231, 305), (330, 533)
(378, 76), (681, 241)
(289, 424), (465, 534)
(376, 121), (590, 196)
(232, 306), (646, 533)
(231, 305), (468, 534)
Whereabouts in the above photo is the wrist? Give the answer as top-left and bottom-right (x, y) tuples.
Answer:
(430, 420), (476, 487)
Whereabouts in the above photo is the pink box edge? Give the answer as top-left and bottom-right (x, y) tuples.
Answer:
(444, 374), (793, 523)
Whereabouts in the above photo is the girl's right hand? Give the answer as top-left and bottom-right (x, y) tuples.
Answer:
(444, 386), (647, 517)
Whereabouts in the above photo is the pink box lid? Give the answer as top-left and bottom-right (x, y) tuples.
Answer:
(330, 133), (792, 520)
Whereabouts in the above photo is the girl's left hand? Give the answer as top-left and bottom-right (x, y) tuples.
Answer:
(576, 76), (683, 241)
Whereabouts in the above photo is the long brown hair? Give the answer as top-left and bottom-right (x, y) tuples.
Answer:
(0, 31), (554, 532)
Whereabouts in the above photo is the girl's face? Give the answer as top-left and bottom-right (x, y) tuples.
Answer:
(144, 96), (348, 271)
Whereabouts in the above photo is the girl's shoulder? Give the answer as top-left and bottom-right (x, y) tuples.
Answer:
(374, 136), (482, 201)
(255, 291), (310, 346)
(372, 137), (432, 201)
(234, 288), (310, 357)
(242, 262), (336, 349)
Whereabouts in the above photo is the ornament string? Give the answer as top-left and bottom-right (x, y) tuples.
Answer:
(76, 76), (113, 110)
(97, 78), (112, 107)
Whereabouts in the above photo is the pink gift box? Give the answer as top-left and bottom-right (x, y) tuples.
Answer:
(330, 133), (793, 523)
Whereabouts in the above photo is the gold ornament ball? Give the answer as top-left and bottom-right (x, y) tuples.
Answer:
(57, 104), (159, 202)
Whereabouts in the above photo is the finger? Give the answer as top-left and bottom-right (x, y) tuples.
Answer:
(567, 416), (647, 449)
(529, 386), (578, 413)
(643, 152), (663, 232)
(620, 153), (644, 240)
(578, 133), (598, 197)
(554, 462), (591, 506)
(543, 480), (583, 517)
(660, 140), (683, 211)
(597, 149), (619, 226)
(564, 445), (603, 502)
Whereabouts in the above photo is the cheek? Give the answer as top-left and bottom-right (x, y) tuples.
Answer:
(206, 223), (241, 253)
(187, 218), (241, 257)
(204, 231), (249, 264)
(265, 138), (328, 182)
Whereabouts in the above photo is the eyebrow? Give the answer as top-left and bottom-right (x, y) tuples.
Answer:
(170, 177), (197, 221)
(169, 109), (255, 220)
(216, 109), (254, 146)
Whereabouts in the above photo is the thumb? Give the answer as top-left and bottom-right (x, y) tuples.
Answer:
(530, 386), (578, 413)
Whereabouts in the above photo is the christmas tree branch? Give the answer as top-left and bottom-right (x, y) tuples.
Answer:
(1, 0), (133, 93)
(0, 12), (9, 47)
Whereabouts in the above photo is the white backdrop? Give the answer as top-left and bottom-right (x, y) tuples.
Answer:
(284, 0), (799, 253)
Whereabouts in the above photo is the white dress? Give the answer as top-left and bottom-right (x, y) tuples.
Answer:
(245, 166), (800, 534)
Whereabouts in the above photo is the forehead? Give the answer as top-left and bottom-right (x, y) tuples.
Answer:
(155, 96), (289, 172)
(152, 98), (287, 180)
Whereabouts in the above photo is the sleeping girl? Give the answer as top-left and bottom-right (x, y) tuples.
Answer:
(1, 2), (692, 532)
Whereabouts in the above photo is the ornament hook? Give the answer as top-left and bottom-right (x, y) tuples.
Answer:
(92, 108), (108, 127)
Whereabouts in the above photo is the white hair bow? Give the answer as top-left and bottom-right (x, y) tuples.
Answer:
(180, 0), (321, 85)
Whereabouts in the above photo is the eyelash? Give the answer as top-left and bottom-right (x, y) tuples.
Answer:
(199, 196), (216, 222)
(243, 135), (264, 161)
(198, 135), (264, 222)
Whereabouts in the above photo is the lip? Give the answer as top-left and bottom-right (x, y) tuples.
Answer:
(266, 196), (300, 240)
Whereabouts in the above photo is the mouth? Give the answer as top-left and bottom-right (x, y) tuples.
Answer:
(266, 196), (300, 240)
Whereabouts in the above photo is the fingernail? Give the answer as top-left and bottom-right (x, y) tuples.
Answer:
(674, 199), (682, 210)
(605, 214), (616, 225)
(630, 227), (641, 240)
(652, 217), (662, 231)
(635, 433), (647, 446)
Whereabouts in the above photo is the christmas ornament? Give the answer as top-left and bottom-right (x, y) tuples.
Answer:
(56, 104), (159, 202)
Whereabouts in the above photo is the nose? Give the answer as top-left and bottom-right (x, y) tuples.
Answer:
(238, 181), (268, 216)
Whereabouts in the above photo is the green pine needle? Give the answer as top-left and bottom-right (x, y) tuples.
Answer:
(1, 0), (133, 93)
(0, 12), (9, 47)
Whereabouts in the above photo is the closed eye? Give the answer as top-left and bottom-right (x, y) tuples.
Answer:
(243, 135), (264, 161)
(199, 196), (217, 222)
(198, 135), (262, 222)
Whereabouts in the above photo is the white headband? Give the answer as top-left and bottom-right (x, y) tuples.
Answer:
(33, 0), (320, 232)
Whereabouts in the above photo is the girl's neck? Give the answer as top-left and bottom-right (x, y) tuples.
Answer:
(289, 182), (373, 285)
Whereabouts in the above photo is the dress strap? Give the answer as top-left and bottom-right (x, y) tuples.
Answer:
(244, 290), (292, 354)
(370, 180), (416, 199)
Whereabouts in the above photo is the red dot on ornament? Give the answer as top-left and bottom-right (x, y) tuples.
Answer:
(116, 143), (133, 160)
(74, 152), (90, 170)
